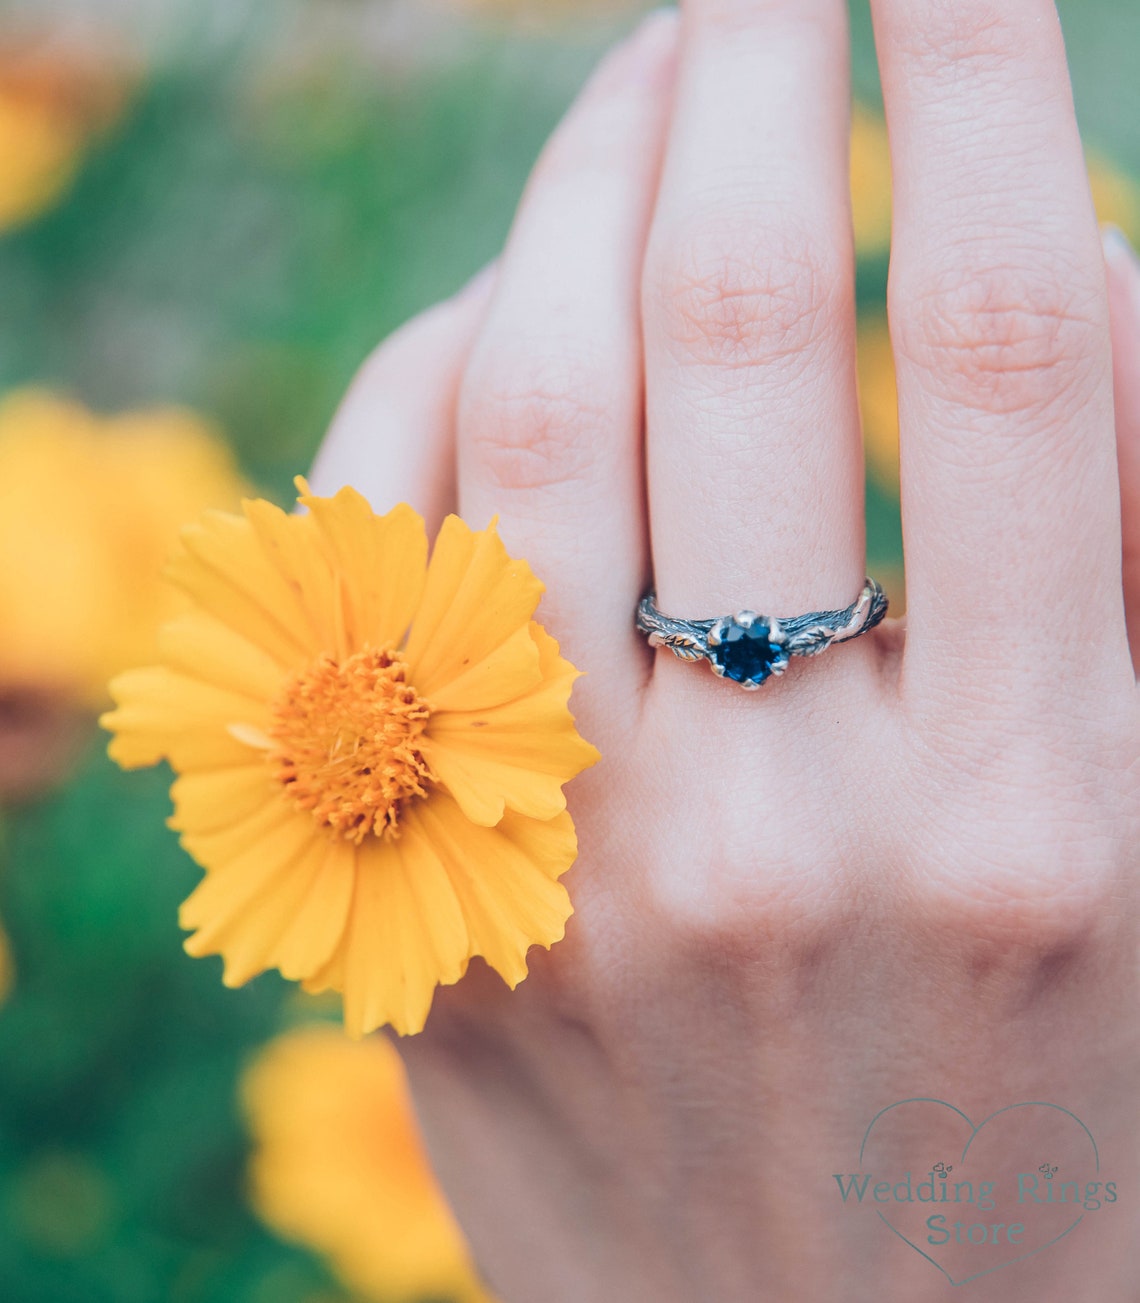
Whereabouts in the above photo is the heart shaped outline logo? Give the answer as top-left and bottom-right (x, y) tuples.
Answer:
(858, 1098), (1099, 1287)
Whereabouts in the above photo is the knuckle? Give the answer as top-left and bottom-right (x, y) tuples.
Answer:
(892, 719), (1134, 960)
(894, 260), (1105, 417)
(909, 790), (1127, 956)
(659, 873), (860, 1024)
(461, 347), (617, 495)
(895, 3), (1022, 79)
(647, 808), (857, 969)
(649, 210), (843, 375)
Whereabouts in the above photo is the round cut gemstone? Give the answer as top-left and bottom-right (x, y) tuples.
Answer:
(710, 618), (788, 685)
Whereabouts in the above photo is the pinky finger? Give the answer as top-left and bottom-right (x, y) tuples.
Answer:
(309, 264), (497, 532)
(1104, 227), (1140, 674)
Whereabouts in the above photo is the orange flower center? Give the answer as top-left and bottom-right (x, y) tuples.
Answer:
(268, 648), (434, 843)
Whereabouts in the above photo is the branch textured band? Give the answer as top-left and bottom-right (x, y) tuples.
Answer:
(636, 579), (889, 689)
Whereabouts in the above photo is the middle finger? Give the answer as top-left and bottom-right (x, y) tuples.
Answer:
(644, 0), (864, 631)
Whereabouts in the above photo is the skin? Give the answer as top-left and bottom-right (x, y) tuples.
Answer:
(312, 3), (1140, 1299)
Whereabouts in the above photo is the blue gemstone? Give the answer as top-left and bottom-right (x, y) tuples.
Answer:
(711, 618), (788, 685)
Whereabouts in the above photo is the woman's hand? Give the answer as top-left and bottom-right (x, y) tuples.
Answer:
(312, 4), (1140, 1299)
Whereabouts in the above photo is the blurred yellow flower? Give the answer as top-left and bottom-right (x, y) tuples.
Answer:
(849, 115), (1140, 257)
(243, 1024), (493, 1303)
(1088, 152), (1140, 243)
(856, 314), (899, 498)
(872, 564), (906, 621)
(102, 481), (597, 1037)
(0, 389), (248, 709)
(850, 103), (892, 257)
(0, 37), (130, 234)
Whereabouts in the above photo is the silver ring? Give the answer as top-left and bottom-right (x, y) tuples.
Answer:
(635, 579), (888, 690)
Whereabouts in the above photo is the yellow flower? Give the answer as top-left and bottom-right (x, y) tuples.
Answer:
(850, 103), (892, 258)
(856, 314), (900, 497)
(0, 38), (129, 233)
(102, 481), (598, 1037)
(1088, 151), (1140, 243)
(243, 1025), (492, 1303)
(0, 389), (247, 707)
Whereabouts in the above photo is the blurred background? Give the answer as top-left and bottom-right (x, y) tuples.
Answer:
(0, 1), (1136, 1300)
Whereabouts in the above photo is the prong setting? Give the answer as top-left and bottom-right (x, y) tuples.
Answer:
(634, 581), (888, 690)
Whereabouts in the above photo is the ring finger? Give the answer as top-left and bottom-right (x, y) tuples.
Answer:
(871, 0), (1131, 701)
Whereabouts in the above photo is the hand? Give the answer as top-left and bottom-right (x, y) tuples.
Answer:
(312, 4), (1140, 1300)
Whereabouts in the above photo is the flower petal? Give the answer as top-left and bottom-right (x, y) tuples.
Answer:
(102, 666), (269, 771)
(412, 795), (575, 991)
(419, 744), (548, 826)
(168, 764), (274, 837)
(403, 516), (544, 699)
(496, 804), (586, 882)
(178, 790), (300, 869)
(298, 485), (429, 652)
(158, 610), (284, 701)
(304, 826), (469, 1038)
(180, 808), (348, 985)
(422, 622), (541, 714)
(423, 624), (600, 824)
(170, 508), (319, 664)
(273, 838), (357, 980)
(243, 497), (349, 660)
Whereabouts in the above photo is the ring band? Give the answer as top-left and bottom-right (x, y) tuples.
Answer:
(635, 579), (888, 689)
